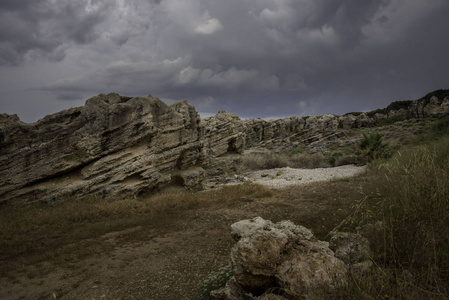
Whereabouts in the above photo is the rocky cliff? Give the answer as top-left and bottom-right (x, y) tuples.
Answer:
(1, 90), (448, 204)
(243, 89), (449, 153)
(0, 94), (206, 204)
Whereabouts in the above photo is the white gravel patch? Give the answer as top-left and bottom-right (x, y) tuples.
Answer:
(245, 165), (366, 188)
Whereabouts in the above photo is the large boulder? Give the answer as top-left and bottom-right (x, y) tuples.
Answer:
(215, 217), (348, 300)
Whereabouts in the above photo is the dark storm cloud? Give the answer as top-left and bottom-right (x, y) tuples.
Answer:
(0, 0), (114, 65)
(1, 0), (449, 122)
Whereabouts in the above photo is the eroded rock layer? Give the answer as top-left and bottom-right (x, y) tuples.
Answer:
(1, 90), (448, 204)
(0, 94), (204, 204)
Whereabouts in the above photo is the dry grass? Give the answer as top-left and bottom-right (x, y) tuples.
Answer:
(2, 130), (449, 299)
(331, 136), (449, 299)
(238, 152), (328, 172)
(0, 183), (272, 277)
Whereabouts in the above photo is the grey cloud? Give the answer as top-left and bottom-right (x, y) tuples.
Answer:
(0, 0), (114, 65)
(2, 0), (449, 123)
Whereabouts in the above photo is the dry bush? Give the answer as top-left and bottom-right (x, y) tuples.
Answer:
(238, 152), (328, 172)
(289, 152), (328, 168)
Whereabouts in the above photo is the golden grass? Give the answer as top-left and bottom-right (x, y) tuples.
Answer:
(238, 152), (328, 171)
(0, 183), (272, 277)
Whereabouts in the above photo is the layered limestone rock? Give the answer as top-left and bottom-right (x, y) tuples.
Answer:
(202, 111), (246, 176)
(1, 90), (448, 204)
(242, 92), (449, 153)
(0, 94), (205, 204)
(243, 114), (345, 153)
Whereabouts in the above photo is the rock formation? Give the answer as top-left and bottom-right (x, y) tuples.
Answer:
(0, 94), (205, 204)
(212, 217), (348, 300)
(0, 90), (448, 204)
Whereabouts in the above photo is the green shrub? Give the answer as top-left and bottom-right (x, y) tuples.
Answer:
(359, 132), (386, 160)
(192, 265), (233, 300)
(366, 108), (385, 117)
(344, 112), (363, 116)
(419, 89), (449, 105)
(384, 100), (413, 113)
(288, 147), (303, 155)
(430, 116), (449, 137)
(325, 151), (341, 167)
(376, 115), (402, 127)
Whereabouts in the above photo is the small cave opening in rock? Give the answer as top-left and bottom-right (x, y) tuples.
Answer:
(227, 138), (240, 154)
(170, 175), (185, 187)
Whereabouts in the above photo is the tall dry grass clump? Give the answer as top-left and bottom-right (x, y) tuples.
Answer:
(238, 151), (328, 171)
(359, 137), (449, 291)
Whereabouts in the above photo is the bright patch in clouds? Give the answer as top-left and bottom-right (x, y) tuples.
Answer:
(195, 18), (223, 34)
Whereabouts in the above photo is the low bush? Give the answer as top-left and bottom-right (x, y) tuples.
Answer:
(376, 115), (403, 127)
(192, 265), (233, 300)
(419, 89), (449, 105)
(358, 132), (390, 161)
(238, 151), (328, 171)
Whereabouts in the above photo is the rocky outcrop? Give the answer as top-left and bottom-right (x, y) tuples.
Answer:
(0, 94), (205, 204)
(1, 90), (448, 204)
(242, 91), (449, 153)
(213, 217), (347, 300)
(202, 111), (246, 176)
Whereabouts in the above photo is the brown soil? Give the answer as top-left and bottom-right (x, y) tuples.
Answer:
(0, 177), (366, 300)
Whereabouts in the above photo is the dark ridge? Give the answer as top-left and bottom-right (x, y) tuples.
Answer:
(343, 112), (363, 116)
(384, 100), (414, 113)
(419, 89), (449, 105)
(365, 89), (449, 117)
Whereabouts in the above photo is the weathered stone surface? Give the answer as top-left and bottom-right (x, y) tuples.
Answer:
(210, 277), (250, 300)
(229, 217), (347, 299)
(0, 94), (204, 204)
(329, 232), (372, 265)
(202, 111), (246, 176)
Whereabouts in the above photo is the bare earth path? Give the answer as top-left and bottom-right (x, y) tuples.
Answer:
(0, 167), (367, 300)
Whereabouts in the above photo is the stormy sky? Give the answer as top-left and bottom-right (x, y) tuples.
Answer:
(0, 0), (448, 123)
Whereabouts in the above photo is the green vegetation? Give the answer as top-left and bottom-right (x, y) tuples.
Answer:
(358, 132), (389, 161)
(366, 108), (385, 117)
(192, 265), (233, 300)
(365, 89), (449, 118)
(376, 115), (402, 127)
(385, 100), (414, 112)
(74, 149), (87, 161)
(288, 147), (303, 155)
(428, 116), (449, 138)
(419, 89), (449, 105)
(343, 112), (363, 116)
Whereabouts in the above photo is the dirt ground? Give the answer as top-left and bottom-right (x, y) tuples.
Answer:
(0, 177), (366, 300)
